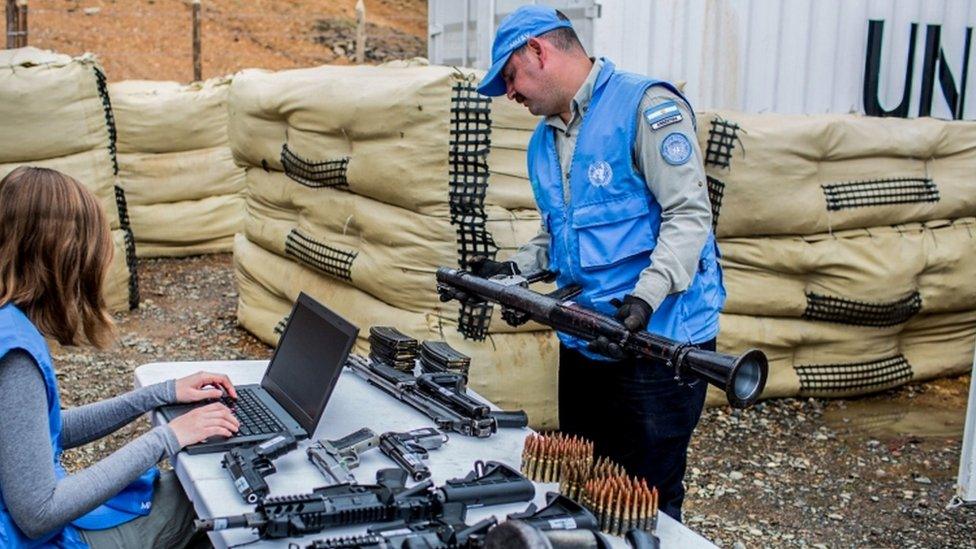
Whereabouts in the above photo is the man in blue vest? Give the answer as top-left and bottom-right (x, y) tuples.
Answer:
(472, 5), (725, 522)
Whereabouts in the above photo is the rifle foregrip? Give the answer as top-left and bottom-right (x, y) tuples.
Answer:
(491, 410), (528, 428)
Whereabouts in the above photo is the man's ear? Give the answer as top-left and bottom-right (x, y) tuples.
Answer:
(526, 37), (546, 68)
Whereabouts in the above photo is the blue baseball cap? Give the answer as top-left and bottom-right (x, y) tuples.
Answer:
(71, 466), (158, 530)
(477, 5), (573, 96)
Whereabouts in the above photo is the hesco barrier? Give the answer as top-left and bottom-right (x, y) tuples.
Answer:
(0, 47), (137, 311)
(718, 310), (976, 398)
(244, 169), (540, 315)
(698, 110), (976, 404)
(228, 64), (558, 427)
(720, 219), (976, 320)
(697, 111), (976, 238)
(110, 78), (245, 257)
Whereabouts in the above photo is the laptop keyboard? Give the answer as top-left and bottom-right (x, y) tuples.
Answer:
(221, 388), (285, 437)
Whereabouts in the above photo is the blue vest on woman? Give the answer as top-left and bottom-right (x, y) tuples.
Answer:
(0, 304), (88, 548)
(526, 59), (725, 360)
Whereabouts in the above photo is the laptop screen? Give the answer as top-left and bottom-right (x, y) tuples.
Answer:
(261, 292), (359, 435)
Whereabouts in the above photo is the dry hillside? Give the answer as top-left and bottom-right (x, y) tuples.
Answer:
(27, 0), (427, 81)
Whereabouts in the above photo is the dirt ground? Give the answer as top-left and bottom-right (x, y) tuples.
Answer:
(27, 0), (428, 82)
(53, 255), (976, 547)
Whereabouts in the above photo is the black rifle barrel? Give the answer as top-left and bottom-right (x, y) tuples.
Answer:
(435, 268), (768, 409)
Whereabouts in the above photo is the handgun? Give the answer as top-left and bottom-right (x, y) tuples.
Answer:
(306, 427), (379, 484)
(221, 432), (297, 503)
(378, 427), (448, 481)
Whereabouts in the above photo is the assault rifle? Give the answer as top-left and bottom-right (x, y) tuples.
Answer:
(194, 460), (535, 540)
(308, 494), (642, 549)
(305, 504), (496, 548)
(435, 267), (769, 409)
(346, 354), (528, 437)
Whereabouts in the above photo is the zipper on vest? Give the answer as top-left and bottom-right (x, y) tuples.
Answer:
(562, 74), (606, 285)
(547, 131), (577, 284)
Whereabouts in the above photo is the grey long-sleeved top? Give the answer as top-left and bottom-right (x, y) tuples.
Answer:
(0, 349), (181, 539)
(509, 58), (712, 311)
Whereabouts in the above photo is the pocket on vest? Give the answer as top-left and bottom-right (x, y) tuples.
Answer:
(572, 197), (656, 269)
(685, 237), (726, 325)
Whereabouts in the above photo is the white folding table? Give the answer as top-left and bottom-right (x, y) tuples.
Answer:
(135, 360), (716, 548)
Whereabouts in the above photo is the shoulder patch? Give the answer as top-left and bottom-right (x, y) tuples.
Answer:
(660, 132), (693, 166)
(643, 100), (683, 131)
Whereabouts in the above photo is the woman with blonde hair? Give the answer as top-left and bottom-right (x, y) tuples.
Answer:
(0, 166), (240, 548)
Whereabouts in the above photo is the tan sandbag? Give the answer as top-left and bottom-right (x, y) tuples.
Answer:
(129, 194), (243, 257)
(716, 311), (976, 400)
(720, 218), (976, 320)
(110, 77), (232, 154)
(485, 98), (537, 210)
(490, 95), (541, 132)
(104, 229), (133, 313)
(234, 234), (559, 427)
(111, 78), (246, 258)
(378, 57), (431, 68)
(237, 211), (542, 336)
(244, 169), (540, 313)
(136, 237), (235, 258)
(901, 310), (976, 382)
(0, 148), (120, 230)
(228, 65), (461, 213)
(487, 136), (534, 210)
(118, 147), (245, 206)
(699, 111), (976, 237)
(0, 48), (111, 164)
(227, 64), (538, 214)
(0, 48), (136, 310)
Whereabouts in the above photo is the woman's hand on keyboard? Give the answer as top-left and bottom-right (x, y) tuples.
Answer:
(174, 371), (239, 403)
(168, 402), (240, 447)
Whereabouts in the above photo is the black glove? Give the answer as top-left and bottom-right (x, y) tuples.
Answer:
(587, 336), (625, 360)
(612, 295), (653, 332)
(500, 307), (530, 327)
(468, 255), (520, 279)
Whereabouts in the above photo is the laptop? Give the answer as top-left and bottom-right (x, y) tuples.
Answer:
(158, 292), (359, 455)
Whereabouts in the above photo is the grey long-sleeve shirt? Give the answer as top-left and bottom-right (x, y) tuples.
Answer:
(0, 349), (181, 539)
(509, 58), (712, 311)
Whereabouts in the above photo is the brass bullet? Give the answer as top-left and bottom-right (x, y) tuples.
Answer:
(623, 489), (632, 534)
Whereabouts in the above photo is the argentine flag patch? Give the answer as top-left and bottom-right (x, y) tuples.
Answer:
(643, 100), (683, 131)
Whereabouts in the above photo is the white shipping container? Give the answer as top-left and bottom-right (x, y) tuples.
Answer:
(428, 0), (976, 119)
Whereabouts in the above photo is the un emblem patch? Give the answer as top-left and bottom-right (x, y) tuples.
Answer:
(587, 160), (613, 187)
(660, 133), (692, 166)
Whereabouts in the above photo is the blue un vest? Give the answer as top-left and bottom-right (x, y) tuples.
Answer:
(527, 59), (726, 359)
(0, 304), (88, 548)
